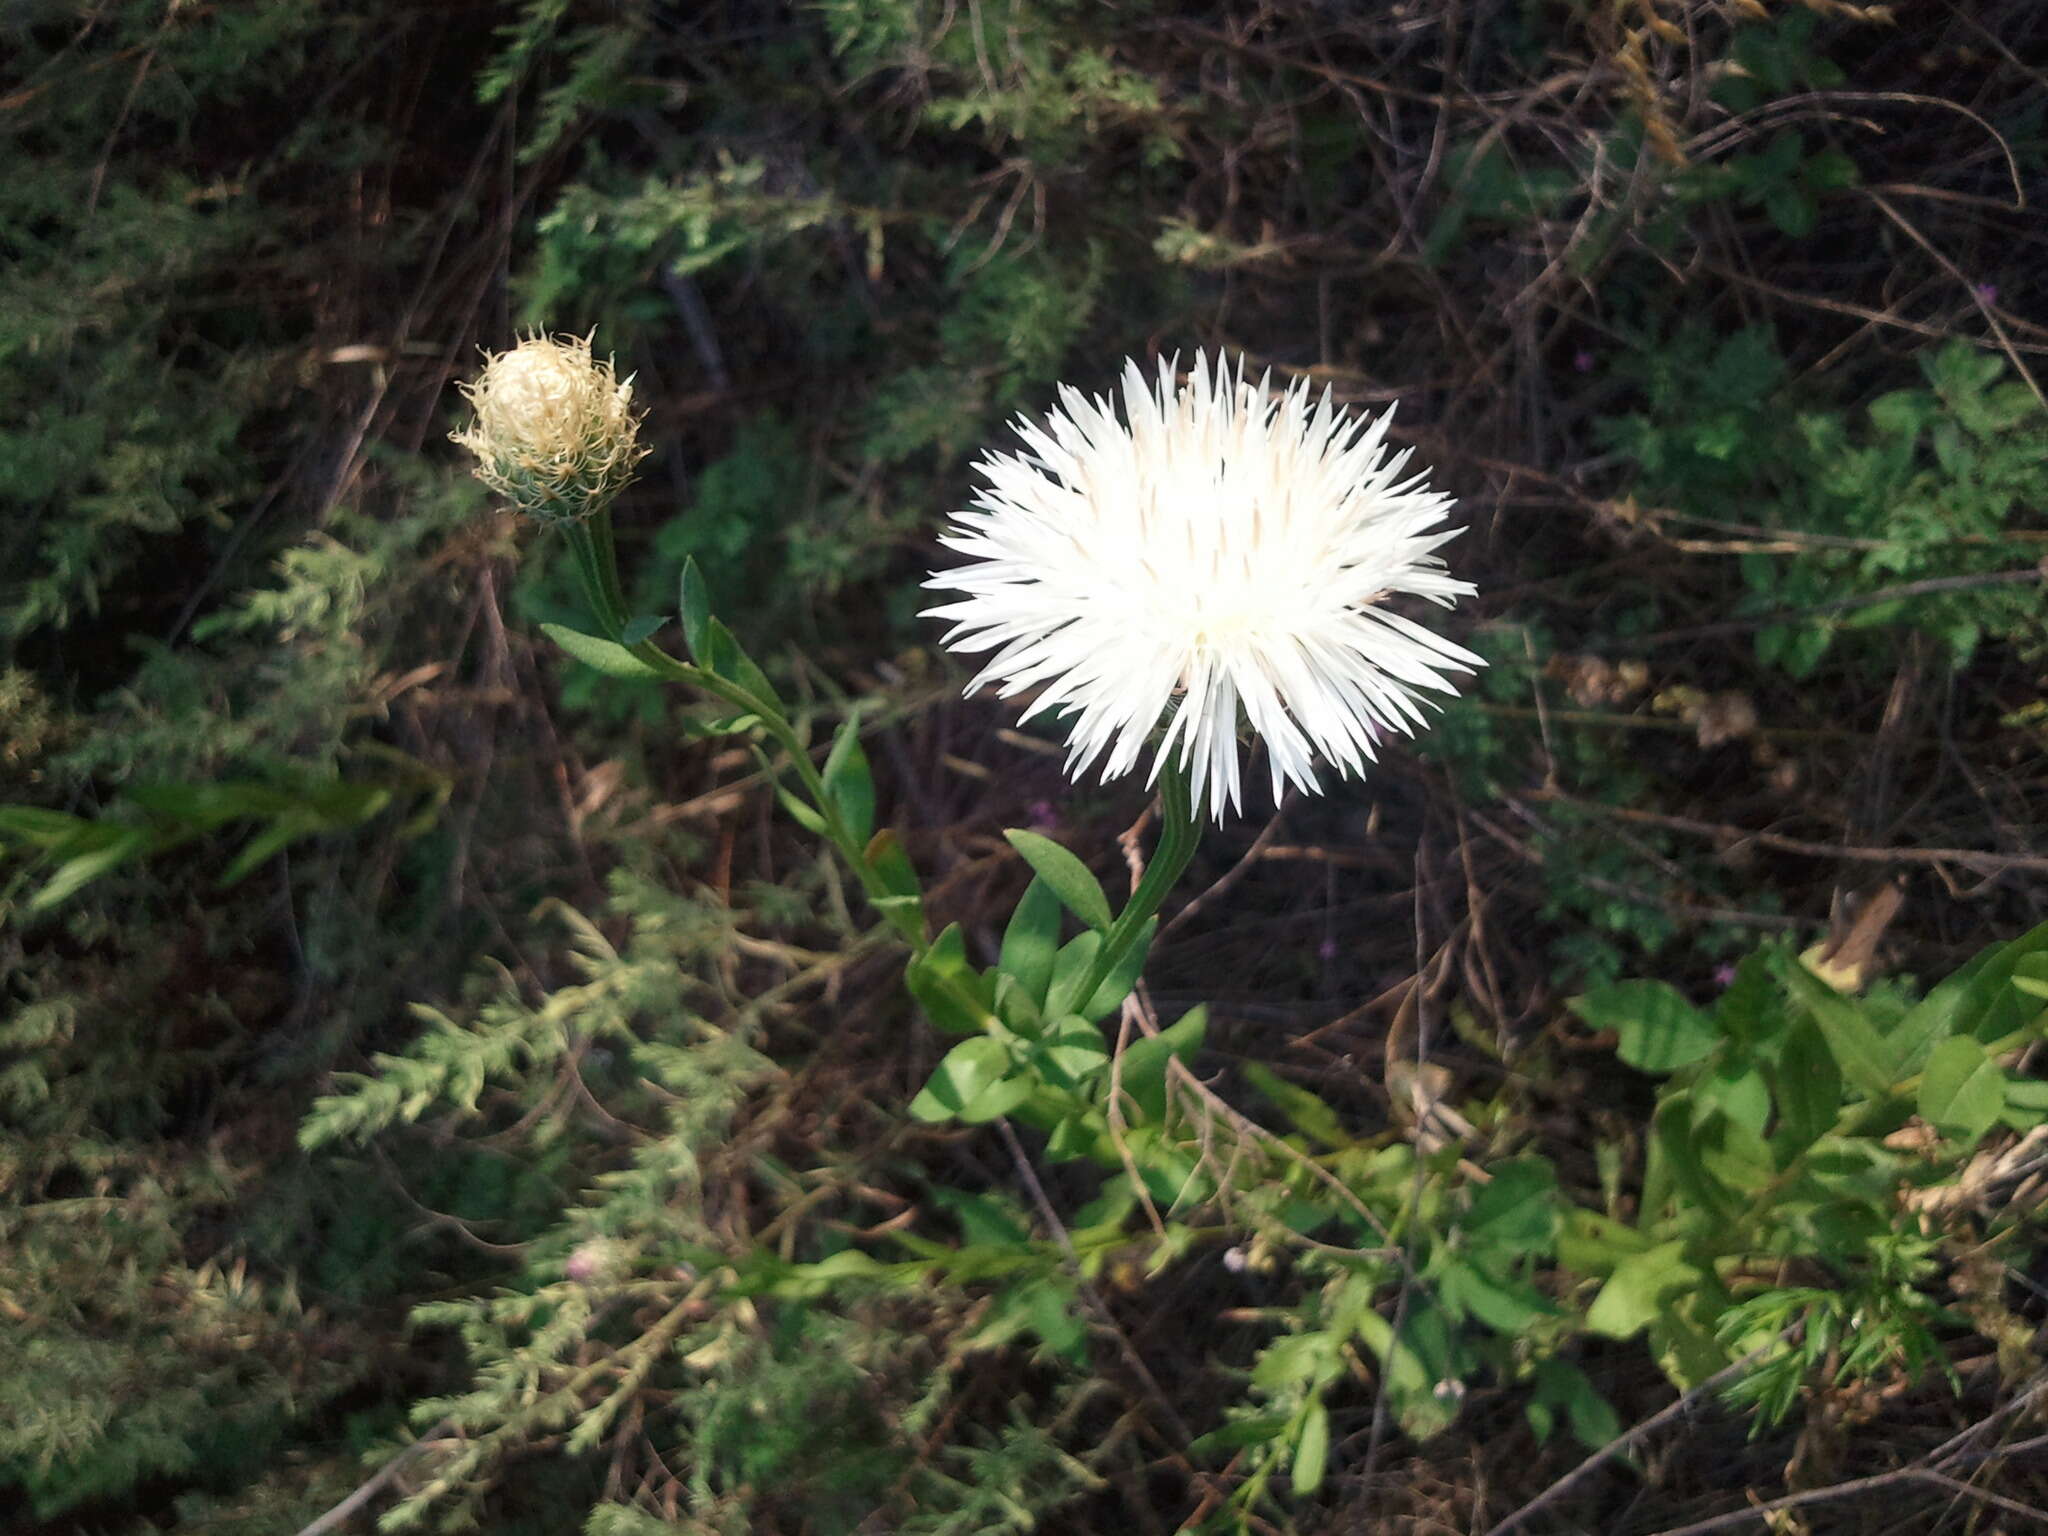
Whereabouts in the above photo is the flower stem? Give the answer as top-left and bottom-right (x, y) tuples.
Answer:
(1075, 763), (1202, 1008)
(554, 514), (904, 930)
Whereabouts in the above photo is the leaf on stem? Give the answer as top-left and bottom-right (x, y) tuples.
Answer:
(540, 622), (665, 679)
(1003, 829), (1113, 932)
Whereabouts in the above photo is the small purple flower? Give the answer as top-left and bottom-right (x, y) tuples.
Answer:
(1713, 963), (1738, 989)
(1317, 937), (1339, 963)
(1028, 799), (1057, 832)
(1573, 349), (1595, 374)
(565, 1241), (614, 1283)
(1974, 282), (1999, 305)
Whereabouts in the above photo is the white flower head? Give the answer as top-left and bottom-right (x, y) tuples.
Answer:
(924, 353), (1483, 819)
(452, 332), (649, 524)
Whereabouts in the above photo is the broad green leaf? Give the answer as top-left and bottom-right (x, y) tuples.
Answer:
(1890, 918), (2048, 1073)
(821, 710), (875, 845)
(1918, 1036), (2005, 1145)
(864, 827), (921, 898)
(909, 1037), (1013, 1123)
(1461, 1156), (1559, 1252)
(1768, 1019), (1842, 1163)
(1571, 980), (1718, 1074)
(1586, 1240), (1701, 1340)
(1031, 1018), (1110, 1096)
(1783, 962), (1896, 1096)
(991, 972), (1043, 1035)
(1435, 1254), (1553, 1332)
(703, 618), (780, 707)
(540, 622), (664, 679)
(1081, 917), (1156, 1022)
(619, 614), (664, 646)
(999, 877), (1063, 1008)
(678, 556), (712, 662)
(957, 1074), (1035, 1124)
(1555, 1208), (1653, 1275)
(1045, 1112), (1105, 1163)
(1043, 931), (1101, 1021)
(1650, 1092), (1729, 1218)
(1695, 1111), (1774, 1195)
(1292, 1400), (1331, 1494)
(1115, 1004), (1206, 1124)
(1003, 829), (1113, 932)
(1695, 1061), (1771, 1138)
(905, 924), (992, 1035)
(1354, 1307), (1459, 1439)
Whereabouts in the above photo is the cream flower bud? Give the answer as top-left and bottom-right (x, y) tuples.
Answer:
(451, 333), (650, 523)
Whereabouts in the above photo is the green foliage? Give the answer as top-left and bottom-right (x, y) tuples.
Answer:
(14, 1), (2048, 1532)
(1601, 330), (2048, 673)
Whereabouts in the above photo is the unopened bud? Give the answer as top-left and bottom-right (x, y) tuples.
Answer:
(451, 333), (649, 524)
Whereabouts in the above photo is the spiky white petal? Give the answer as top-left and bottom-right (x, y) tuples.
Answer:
(923, 353), (1483, 819)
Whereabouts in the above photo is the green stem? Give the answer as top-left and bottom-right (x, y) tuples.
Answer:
(554, 512), (903, 927)
(560, 514), (630, 641)
(1075, 762), (1202, 1006)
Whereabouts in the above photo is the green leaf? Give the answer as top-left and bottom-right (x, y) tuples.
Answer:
(1650, 1092), (1729, 1218)
(821, 710), (875, 844)
(1187, 1416), (1291, 1458)
(1784, 963), (1897, 1096)
(905, 924), (992, 1035)
(1029, 1014), (1110, 1092)
(1769, 1019), (1842, 1163)
(999, 877), (1064, 1009)
(1571, 980), (1718, 1074)
(1081, 917), (1156, 1022)
(1003, 829), (1113, 932)
(703, 618), (779, 706)
(1242, 1062), (1351, 1149)
(1587, 1240), (1701, 1340)
(862, 831), (926, 942)
(1695, 1061), (1771, 1138)
(219, 816), (323, 886)
(1354, 1306), (1459, 1438)
(540, 622), (664, 679)
(909, 1038), (1014, 1123)
(125, 781), (295, 826)
(1918, 1036), (2005, 1146)
(1043, 931), (1101, 1021)
(957, 1074), (1035, 1124)
(865, 827), (921, 898)
(1436, 1255), (1553, 1332)
(1116, 1004), (1206, 1124)
(773, 780), (828, 835)
(32, 827), (153, 909)
(1762, 183), (1817, 237)
(1532, 1360), (1622, 1451)
(679, 556), (712, 662)
(1461, 1157), (1559, 1252)
(619, 614), (664, 646)
(1892, 919), (2048, 1072)
(0, 806), (90, 844)
(1291, 1400), (1331, 1494)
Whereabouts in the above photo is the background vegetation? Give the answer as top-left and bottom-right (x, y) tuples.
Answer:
(5, 0), (2048, 1531)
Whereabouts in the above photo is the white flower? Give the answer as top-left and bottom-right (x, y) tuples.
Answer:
(452, 333), (648, 523)
(923, 353), (1482, 819)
